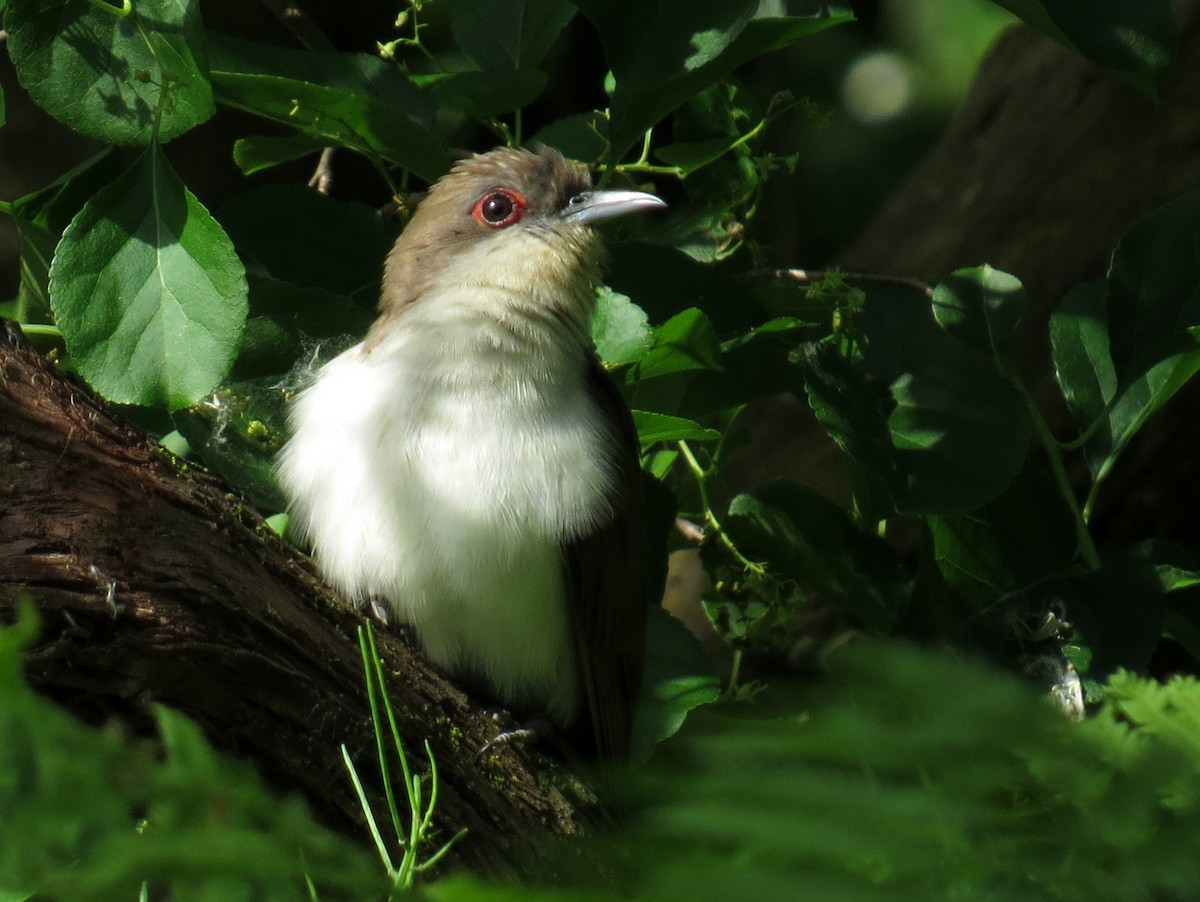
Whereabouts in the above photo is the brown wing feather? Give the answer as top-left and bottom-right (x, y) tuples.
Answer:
(564, 357), (647, 761)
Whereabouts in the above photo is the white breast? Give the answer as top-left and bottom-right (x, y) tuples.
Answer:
(277, 271), (616, 724)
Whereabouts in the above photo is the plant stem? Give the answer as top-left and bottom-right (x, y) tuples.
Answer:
(1005, 363), (1102, 569)
(677, 440), (765, 575)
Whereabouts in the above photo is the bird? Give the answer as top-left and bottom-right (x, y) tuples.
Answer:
(277, 146), (666, 761)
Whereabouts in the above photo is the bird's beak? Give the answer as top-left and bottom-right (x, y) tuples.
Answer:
(563, 189), (667, 225)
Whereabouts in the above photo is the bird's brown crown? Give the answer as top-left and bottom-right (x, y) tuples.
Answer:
(375, 147), (596, 320)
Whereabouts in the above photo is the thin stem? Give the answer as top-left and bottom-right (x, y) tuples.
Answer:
(16, 323), (63, 338)
(85, 0), (132, 16)
(358, 626), (406, 853)
(1004, 361), (1102, 569)
(677, 440), (765, 575)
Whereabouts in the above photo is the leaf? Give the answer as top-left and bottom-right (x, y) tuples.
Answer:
(990, 0), (1177, 95)
(48, 144), (248, 410)
(207, 32), (449, 182)
(607, 241), (766, 332)
(634, 308), (723, 380)
(230, 274), (374, 381)
(632, 410), (720, 445)
(932, 264), (1025, 357)
(859, 282), (1031, 515)
(725, 480), (908, 632)
(529, 112), (609, 164)
(416, 70), (549, 118)
(217, 184), (398, 300)
(591, 286), (652, 366)
(4, 150), (128, 325)
(629, 605), (721, 762)
(171, 375), (291, 511)
(1106, 190), (1200, 383)
(1049, 282), (1116, 434)
(574, 0), (852, 161)
(450, 0), (576, 71)
(5, 0), (214, 144)
(231, 133), (328, 176)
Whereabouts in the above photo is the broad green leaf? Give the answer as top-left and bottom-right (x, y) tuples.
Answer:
(629, 605), (721, 763)
(1049, 282), (1116, 434)
(1106, 191), (1200, 384)
(218, 184), (398, 300)
(797, 342), (901, 508)
(5, 0), (214, 144)
(591, 286), (652, 366)
(932, 264), (1025, 357)
(230, 274), (373, 380)
(859, 282), (1031, 514)
(991, 0), (1177, 94)
(207, 33), (449, 182)
(529, 112), (609, 164)
(607, 241), (765, 332)
(4, 150), (128, 325)
(450, 0), (576, 71)
(634, 308), (723, 380)
(724, 480), (907, 632)
(655, 134), (746, 175)
(574, 0), (852, 161)
(632, 410), (719, 445)
(172, 375), (291, 511)
(231, 133), (328, 176)
(929, 462), (1078, 601)
(49, 144), (248, 410)
(415, 70), (549, 118)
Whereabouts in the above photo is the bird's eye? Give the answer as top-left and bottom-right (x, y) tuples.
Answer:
(472, 189), (526, 228)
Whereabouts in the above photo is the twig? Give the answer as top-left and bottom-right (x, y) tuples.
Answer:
(741, 267), (934, 297)
(308, 147), (336, 194)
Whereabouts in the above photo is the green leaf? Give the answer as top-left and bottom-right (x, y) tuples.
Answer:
(928, 461), (1078, 601)
(629, 605), (721, 763)
(591, 286), (652, 366)
(932, 264), (1025, 357)
(1049, 282), (1116, 434)
(574, 0), (852, 161)
(607, 241), (766, 332)
(529, 112), (610, 164)
(725, 480), (908, 632)
(634, 308), (723, 380)
(207, 32), (449, 182)
(5, 0), (214, 144)
(632, 410), (720, 445)
(1106, 190), (1200, 383)
(416, 70), (549, 119)
(172, 375), (291, 511)
(859, 282), (1031, 514)
(48, 144), (248, 410)
(230, 275), (373, 381)
(796, 342), (901, 508)
(218, 184), (397, 300)
(990, 0), (1177, 94)
(450, 0), (576, 71)
(4, 150), (128, 325)
(231, 133), (328, 176)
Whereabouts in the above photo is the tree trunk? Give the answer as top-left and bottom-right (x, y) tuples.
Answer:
(0, 321), (603, 876)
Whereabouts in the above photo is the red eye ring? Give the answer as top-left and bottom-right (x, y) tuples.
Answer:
(472, 189), (526, 228)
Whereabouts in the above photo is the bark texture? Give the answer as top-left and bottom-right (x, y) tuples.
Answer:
(0, 321), (602, 876)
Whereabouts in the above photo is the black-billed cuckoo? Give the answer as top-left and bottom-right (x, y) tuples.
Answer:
(278, 146), (665, 760)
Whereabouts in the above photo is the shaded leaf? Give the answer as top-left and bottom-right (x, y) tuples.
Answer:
(417, 70), (548, 118)
(632, 410), (719, 446)
(232, 133), (328, 176)
(450, 0), (576, 71)
(725, 480), (908, 631)
(6, 0), (214, 144)
(634, 308), (723, 380)
(1049, 282), (1116, 435)
(932, 264), (1025, 357)
(208, 32), (448, 182)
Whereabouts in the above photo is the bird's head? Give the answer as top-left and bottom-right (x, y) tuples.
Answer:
(371, 146), (664, 343)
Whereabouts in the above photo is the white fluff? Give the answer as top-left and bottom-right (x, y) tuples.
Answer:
(277, 235), (616, 724)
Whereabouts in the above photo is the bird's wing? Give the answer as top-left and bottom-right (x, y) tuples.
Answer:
(563, 357), (648, 761)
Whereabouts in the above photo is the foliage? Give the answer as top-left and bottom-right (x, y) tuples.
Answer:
(0, 0), (1196, 896)
(0, 605), (386, 901)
